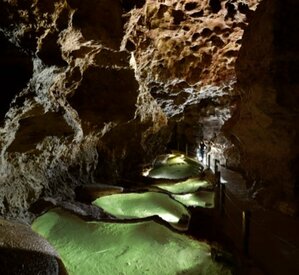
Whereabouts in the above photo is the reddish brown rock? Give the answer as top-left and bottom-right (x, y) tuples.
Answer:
(122, 0), (260, 151)
(122, 0), (259, 88)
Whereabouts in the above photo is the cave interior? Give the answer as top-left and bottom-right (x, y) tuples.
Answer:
(0, 0), (299, 274)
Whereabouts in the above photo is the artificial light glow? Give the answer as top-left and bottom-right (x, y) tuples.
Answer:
(142, 168), (151, 176)
(155, 178), (212, 194)
(160, 213), (180, 223)
(147, 154), (202, 179)
(220, 177), (228, 184)
(167, 156), (186, 165)
(179, 194), (193, 199)
(32, 209), (233, 275)
(92, 192), (190, 230)
(173, 157), (186, 164)
(172, 191), (215, 208)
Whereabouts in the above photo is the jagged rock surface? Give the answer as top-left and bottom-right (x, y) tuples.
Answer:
(122, 0), (259, 147)
(5, 0), (293, 220)
(0, 0), (167, 220)
(123, 0), (259, 87)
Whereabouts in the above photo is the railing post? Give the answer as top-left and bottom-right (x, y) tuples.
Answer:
(214, 159), (220, 174)
(219, 182), (225, 216)
(185, 143), (188, 156)
(214, 159), (221, 186)
(207, 154), (211, 168)
(242, 210), (250, 256)
(216, 170), (221, 186)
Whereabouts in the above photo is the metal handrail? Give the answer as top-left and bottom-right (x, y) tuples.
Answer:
(223, 191), (299, 250)
(223, 188), (299, 250)
(213, 158), (299, 254)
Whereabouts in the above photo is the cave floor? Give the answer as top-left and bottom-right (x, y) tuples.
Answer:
(32, 153), (235, 275)
(31, 153), (299, 275)
(32, 208), (233, 275)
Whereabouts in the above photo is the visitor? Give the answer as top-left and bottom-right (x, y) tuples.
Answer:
(199, 141), (206, 162)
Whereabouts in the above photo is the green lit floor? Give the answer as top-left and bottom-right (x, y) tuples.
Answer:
(32, 208), (232, 275)
(93, 192), (190, 231)
(172, 191), (215, 208)
(31, 153), (229, 274)
(146, 154), (203, 179)
(155, 178), (212, 194)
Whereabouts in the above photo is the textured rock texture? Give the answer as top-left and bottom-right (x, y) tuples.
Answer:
(6, 0), (296, 219)
(0, 218), (67, 274)
(0, 0), (167, 220)
(123, 0), (258, 87)
(122, 0), (259, 149)
(232, 0), (299, 210)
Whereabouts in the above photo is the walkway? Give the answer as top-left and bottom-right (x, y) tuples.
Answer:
(216, 164), (299, 275)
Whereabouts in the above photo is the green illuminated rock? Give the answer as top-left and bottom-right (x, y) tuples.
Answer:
(148, 162), (200, 179)
(172, 191), (215, 208)
(155, 178), (212, 194)
(147, 154), (203, 179)
(32, 208), (232, 275)
(93, 192), (190, 231)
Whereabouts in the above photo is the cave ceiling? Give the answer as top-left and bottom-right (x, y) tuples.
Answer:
(123, 0), (260, 143)
(123, 0), (259, 113)
(0, 0), (262, 219)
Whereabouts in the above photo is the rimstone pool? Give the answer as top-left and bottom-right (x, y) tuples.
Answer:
(32, 153), (233, 275)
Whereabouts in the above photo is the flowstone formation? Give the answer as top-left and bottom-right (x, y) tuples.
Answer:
(0, 0), (167, 220)
(32, 208), (233, 275)
(232, 0), (299, 212)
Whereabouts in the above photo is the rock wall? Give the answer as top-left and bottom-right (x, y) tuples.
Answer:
(0, 0), (271, 220)
(0, 217), (67, 274)
(232, 0), (299, 210)
(0, 0), (167, 220)
(122, 0), (259, 148)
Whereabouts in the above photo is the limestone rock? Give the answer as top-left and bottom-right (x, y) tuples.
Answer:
(0, 218), (67, 275)
(122, 0), (259, 94)
(122, 0), (260, 150)
(232, 0), (299, 205)
(0, 0), (168, 220)
(3, 0), (288, 220)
